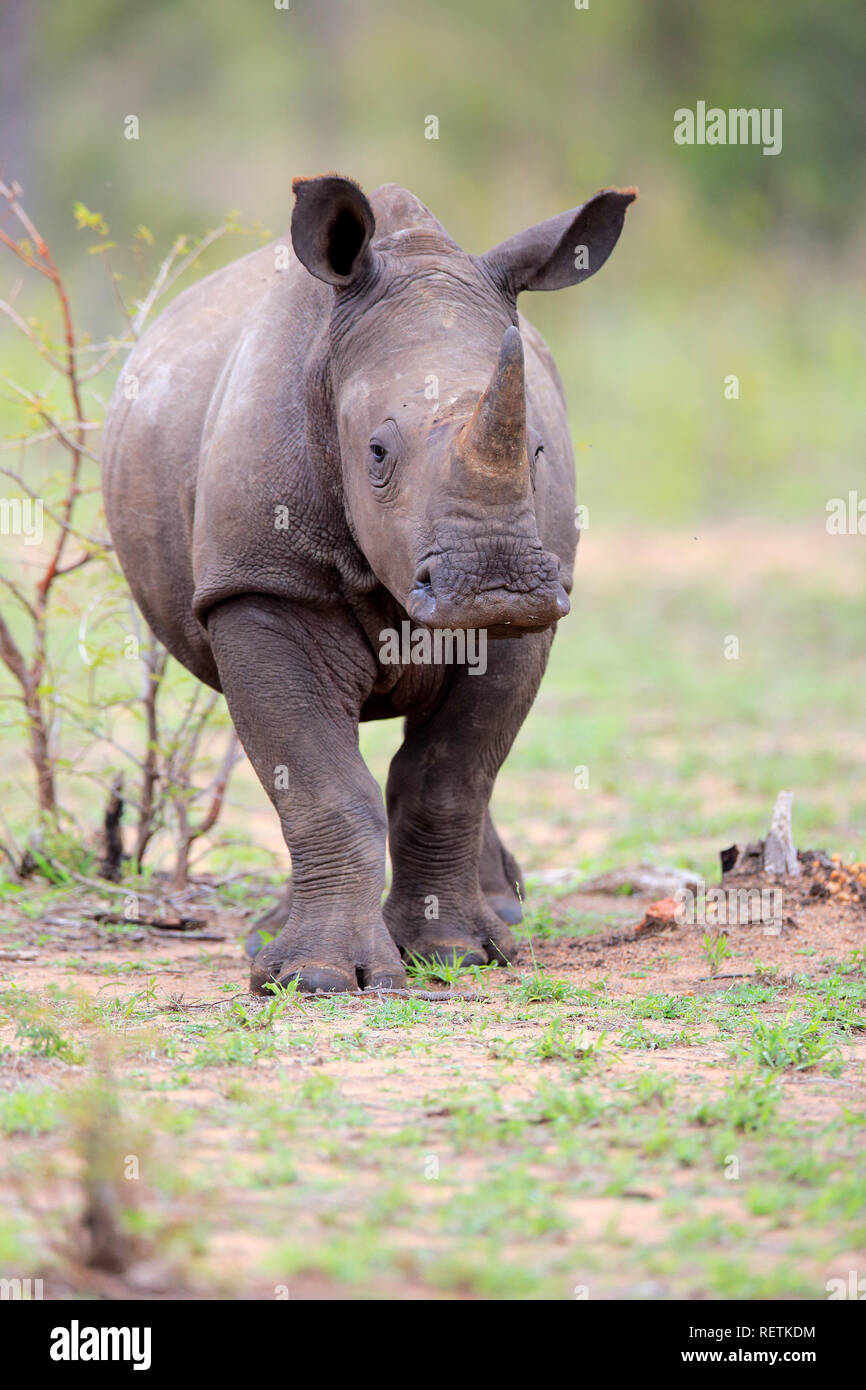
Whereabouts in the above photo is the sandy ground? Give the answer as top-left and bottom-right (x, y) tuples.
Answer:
(1, 849), (864, 1300)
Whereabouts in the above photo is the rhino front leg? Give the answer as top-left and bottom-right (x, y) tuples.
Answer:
(207, 595), (406, 994)
(384, 629), (552, 968)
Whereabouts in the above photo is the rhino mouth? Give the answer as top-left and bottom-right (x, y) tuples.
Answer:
(406, 558), (570, 635)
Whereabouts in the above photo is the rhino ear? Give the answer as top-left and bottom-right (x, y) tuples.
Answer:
(291, 175), (377, 287)
(482, 188), (636, 295)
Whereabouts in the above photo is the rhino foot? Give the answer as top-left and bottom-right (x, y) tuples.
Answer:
(249, 916), (406, 995)
(387, 896), (519, 972)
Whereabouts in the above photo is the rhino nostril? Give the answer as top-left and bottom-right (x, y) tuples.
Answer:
(406, 564), (438, 625)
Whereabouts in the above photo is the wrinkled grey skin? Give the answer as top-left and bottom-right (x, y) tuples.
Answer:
(103, 176), (635, 993)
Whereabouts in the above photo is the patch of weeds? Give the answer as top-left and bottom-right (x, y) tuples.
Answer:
(513, 903), (557, 939)
(760, 1141), (829, 1185)
(0, 985), (41, 1019)
(840, 948), (866, 975)
(618, 1021), (662, 1051)
(440, 1170), (567, 1239)
(807, 1170), (866, 1221)
(649, 950), (684, 971)
(262, 978), (303, 1003)
(14, 1014), (83, 1064)
(531, 1019), (603, 1068)
(630, 992), (701, 1022)
(228, 990), (297, 1031)
(719, 981), (780, 1009)
(235, 1095), (300, 1142)
(754, 962), (779, 980)
(640, 1115), (681, 1158)
(153, 1099), (199, 1137)
(364, 997), (432, 1029)
(600, 1154), (641, 1197)
(253, 1152), (299, 1187)
(800, 972), (866, 1034)
(740, 1011), (843, 1075)
(212, 876), (280, 913)
(446, 1094), (525, 1147)
(531, 1079), (605, 1126)
(101, 980), (159, 1024)
(307, 995), (357, 1020)
(220, 1078), (251, 1102)
(486, 1034), (519, 1061)
(702, 929), (732, 976)
(690, 1072), (780, 1132)
(619, 1070), (676, 1109)
(403, 950), (487, 988)
(509, 972), (575, 1005)
(0, 1085), (62, 1135)
(266, 1226), (402, 1286)
(296, 1073), (339, 1105)
(703, 1259), (816, 1300)
(808, 995), (866, 1034)
(744, 1183), (797, 1220)
(330, 1027), (380, 1056)
(673, 1211), (748, 1251)
(424, 1248), (561, 1299)
(191, 1029), (275, 1067)
(80, 959), (171, 977)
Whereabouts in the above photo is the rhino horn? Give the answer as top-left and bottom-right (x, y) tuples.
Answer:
(460, 326), (528, 488)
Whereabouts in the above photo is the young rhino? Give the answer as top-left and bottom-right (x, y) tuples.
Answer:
(102, 175), (635, 993)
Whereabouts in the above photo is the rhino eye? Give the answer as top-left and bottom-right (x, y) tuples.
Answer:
(368, 436), (397, 488)
(534, 443), (544, 458)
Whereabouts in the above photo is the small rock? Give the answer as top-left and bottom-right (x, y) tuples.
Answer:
(635, 896), (680, 936)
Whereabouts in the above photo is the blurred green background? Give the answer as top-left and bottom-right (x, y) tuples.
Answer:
(2, 0), (864, 523)
(1, 0), (864, 869)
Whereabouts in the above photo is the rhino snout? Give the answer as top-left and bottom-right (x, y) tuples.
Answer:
(406, 553), (570, 634)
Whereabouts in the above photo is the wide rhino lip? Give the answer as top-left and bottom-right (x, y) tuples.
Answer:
(404, 553), (571, 635)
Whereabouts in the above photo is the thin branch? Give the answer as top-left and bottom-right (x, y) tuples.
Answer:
(0, 298), (66, 371)
(0, 467), (111, 548)
(0, 379), (101, 465)
(0, 611), (28, 690)
(0, 573), (37, 621)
